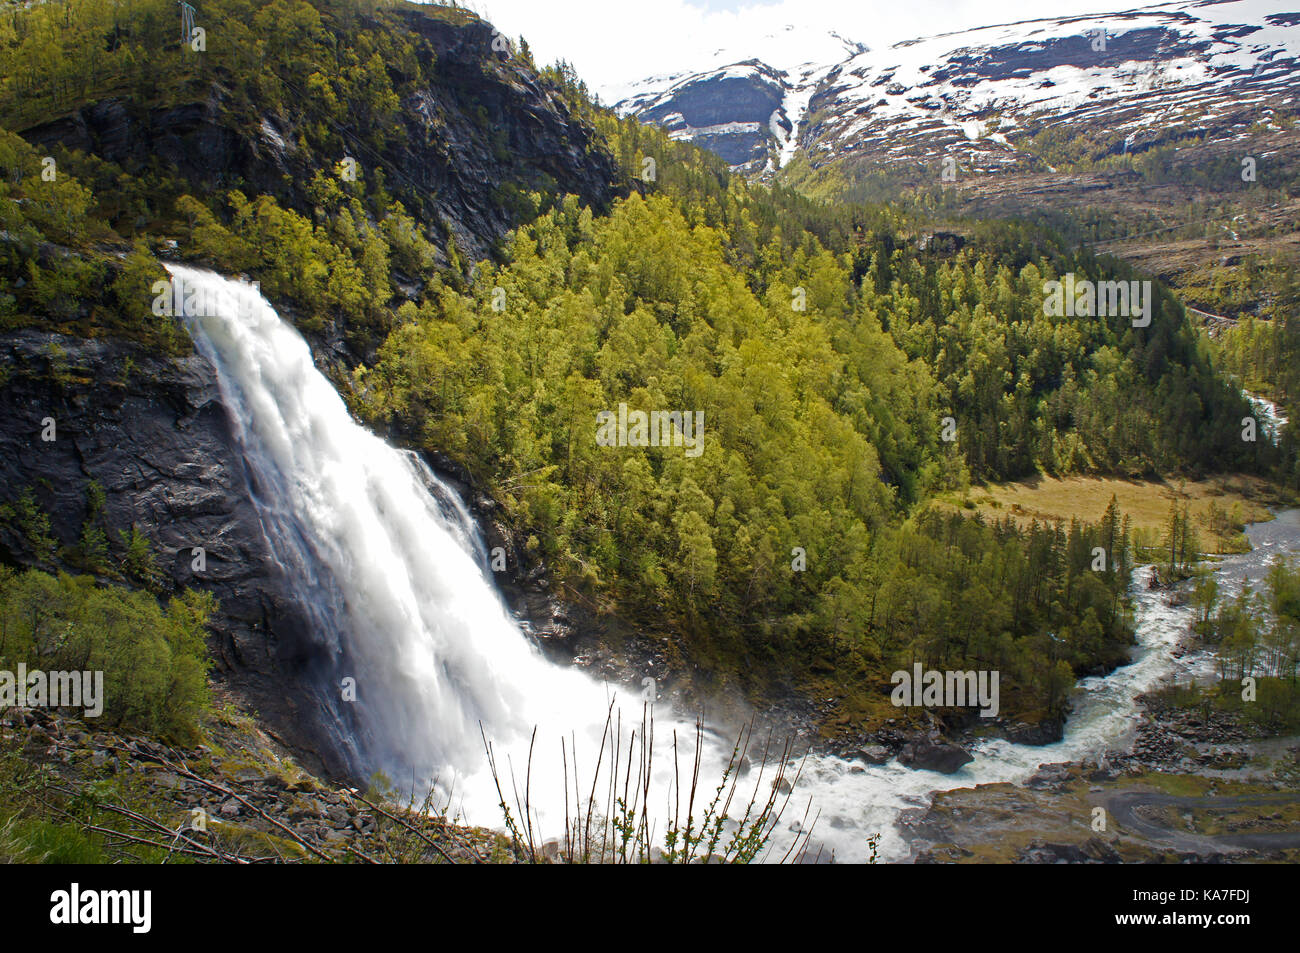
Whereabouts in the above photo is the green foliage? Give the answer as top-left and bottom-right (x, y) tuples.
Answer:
(1202, 557), (1300, 710)
(0, 816), (107, 864)
(1157, 500), (1200, 583)
(1207, 257), (1300, 486)
(863, 242), (1267, 480)
(6, 489), (57, 565)
(176, 187), (406, 343)
(0, 128), (180, 349)
(117, 527), (163, 590)
(0, 0), (463, 134)
(0, 0), (1280, 726)
(77, 481), (110, 574)
(0, 0), (513, 353)
(0, 568), (214, 739)
(359, 190), (1139, 715)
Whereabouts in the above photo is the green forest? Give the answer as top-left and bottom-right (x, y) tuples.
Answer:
(0, 0), (1296, 735)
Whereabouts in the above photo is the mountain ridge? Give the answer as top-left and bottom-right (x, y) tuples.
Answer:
(616, 0), (1300, 177)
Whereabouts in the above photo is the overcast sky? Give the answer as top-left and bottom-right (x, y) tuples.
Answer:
(460, 0), (1184, 102)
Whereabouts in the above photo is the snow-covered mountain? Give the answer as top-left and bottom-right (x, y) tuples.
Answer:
(611, 25), (865, 173)
(615, 1), (1300, 177)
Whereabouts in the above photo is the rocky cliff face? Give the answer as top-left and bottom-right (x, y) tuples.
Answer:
(0, 10), (632, 781)
(613, 26), (862, 174)
(0, 322), (628, 782)
(0, 330), (355, 775)
(626, 62), (789, 171)
(20, 10), (622, 262)
(389, 11), (624, 257)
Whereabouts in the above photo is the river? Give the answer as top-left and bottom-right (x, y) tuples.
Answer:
(1247, 392), (1289, 445)
(787, 507), (1300, 862)
(174, 264), (1298, 863)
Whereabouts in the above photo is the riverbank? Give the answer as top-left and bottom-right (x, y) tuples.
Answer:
(896, 507), (1300, 863)
(901, 688), (1300, 863)
(0, 691), (512, 864)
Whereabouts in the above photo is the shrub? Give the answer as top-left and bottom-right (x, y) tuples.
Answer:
(0, 569), (214, 740)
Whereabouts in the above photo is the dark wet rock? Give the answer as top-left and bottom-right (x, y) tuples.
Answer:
(1173, 851), (1230, 864)
(999, 716), (1065, 746)
(913, 846), (974, 863)
(628, 62), (788, 171)
(898, 738), (973, 774)
(1018, 836), (1122, 864)
(856, 744), (892, 765)
(1025, 763), (1072, 789)
(0, 330), (352, 777)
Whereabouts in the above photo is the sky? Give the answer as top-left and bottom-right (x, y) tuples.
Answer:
(458, 0), (1195, 103)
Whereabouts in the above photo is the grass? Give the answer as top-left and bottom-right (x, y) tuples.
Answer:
(942, 472), (1290, 553)
(0, 815), (108, 863)
(483, 706), (831, 864)
(1195, 799), (1300, 837)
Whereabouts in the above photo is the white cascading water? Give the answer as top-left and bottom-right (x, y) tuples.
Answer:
(171, 264), (745, 850)
(794, 513), (1300, 862)
(174, 265), (1300, 863)
(1246, 392), (1289, 445)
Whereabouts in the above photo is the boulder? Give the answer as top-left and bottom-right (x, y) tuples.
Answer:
(856, 744), (892, 765)
(1025, 763), (1071, 788)
(1018, 837), (1121, 864)
(898, 738), (973, 774)
(1001, 716), (1064, 745)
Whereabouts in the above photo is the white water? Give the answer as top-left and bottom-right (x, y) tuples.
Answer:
(175, 265), (1300, 863)
(171, 265), (742, 838)
(1246, 392), (1288, 445)
(787, 568), (1198, 860)
(793, 512), (1300, 862)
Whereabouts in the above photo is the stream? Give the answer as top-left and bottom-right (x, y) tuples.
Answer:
(789, 508), (1300, 862)
(175, 264), (1298, 862)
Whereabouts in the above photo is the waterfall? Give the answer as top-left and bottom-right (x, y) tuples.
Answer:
(170, 264), (723, 833)
(172, 264), (1300, 863)
(1245, 391), (1288, 444)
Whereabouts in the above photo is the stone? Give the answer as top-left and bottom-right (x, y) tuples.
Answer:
(897, 738), (973, 774)
(856, 744), (891, 765)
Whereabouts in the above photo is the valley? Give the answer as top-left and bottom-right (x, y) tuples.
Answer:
(905, 510), (1300, 864)
(0, 0), (1297, 877)
(943, 471), (1284, 553)
(619, 1), (1300, 313)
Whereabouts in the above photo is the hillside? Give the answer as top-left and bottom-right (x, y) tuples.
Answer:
(0, 0), (630, 775)
(0, 0), (1296, 872)
(618, 2), (1300, 311)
